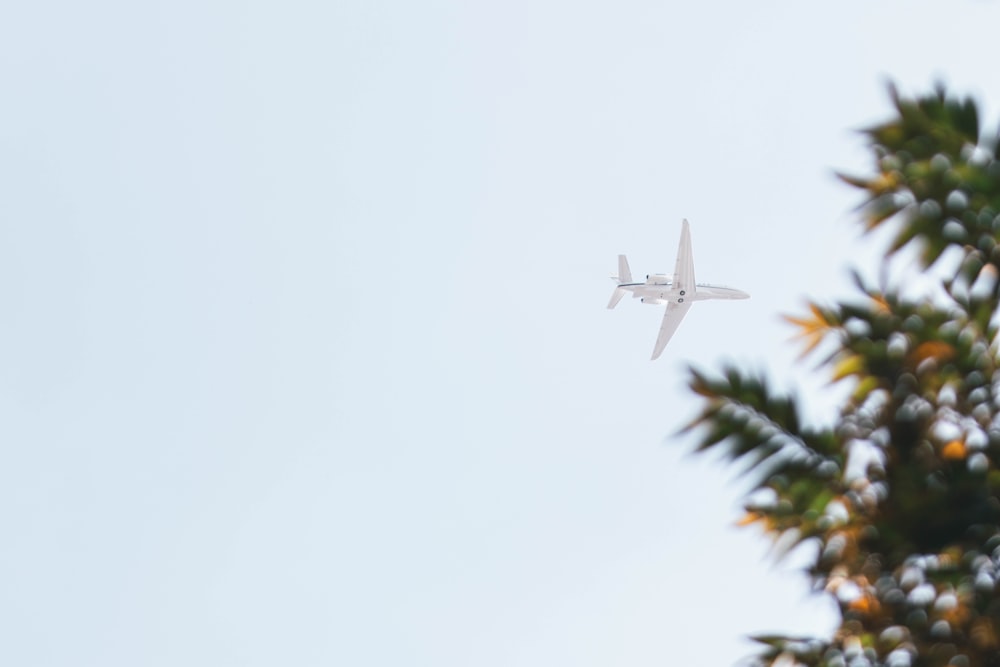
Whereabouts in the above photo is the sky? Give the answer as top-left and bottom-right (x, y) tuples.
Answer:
(1, 1), (999, 666)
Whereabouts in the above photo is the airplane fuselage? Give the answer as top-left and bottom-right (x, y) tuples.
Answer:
(618, 276), (748, 306)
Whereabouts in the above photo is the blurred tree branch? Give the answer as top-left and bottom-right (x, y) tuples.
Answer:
(684, 84), (1000, 667)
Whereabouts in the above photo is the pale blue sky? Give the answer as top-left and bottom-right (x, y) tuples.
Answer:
(1, 2), (998, 665)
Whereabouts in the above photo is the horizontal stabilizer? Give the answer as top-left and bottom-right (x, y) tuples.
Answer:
(617, 255), (632, 284)
(607, 287), (626, 309)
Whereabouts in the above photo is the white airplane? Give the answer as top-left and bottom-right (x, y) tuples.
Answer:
(608, 219), (749, 359)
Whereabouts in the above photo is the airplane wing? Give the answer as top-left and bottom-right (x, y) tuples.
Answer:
(651, 300), (692, 360)
(672, 219), (696, 295)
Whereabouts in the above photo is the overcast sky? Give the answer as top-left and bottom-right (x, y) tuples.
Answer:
(2, 2), (999, 666)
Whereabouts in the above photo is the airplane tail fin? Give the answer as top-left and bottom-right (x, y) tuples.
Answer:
(607, 255), (632, 309)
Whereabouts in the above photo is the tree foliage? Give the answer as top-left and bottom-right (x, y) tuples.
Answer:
(684, 85), (1000, 667)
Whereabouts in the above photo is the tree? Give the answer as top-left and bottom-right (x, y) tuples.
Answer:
(684, 85), (1000, 667)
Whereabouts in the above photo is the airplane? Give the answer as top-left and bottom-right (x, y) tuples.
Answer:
(608, 219), (749, 360)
